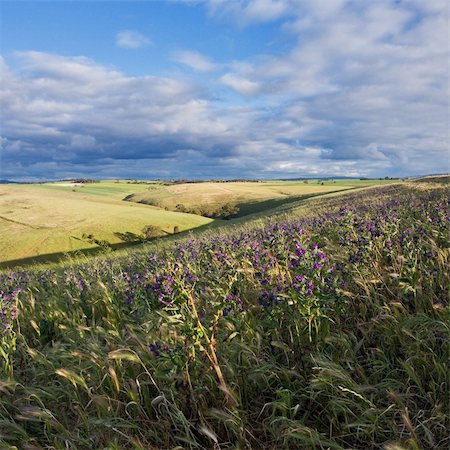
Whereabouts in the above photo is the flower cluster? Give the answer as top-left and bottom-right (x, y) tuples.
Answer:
(0, 288), (20, 336)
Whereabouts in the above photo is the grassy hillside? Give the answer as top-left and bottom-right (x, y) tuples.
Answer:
(123, 179), (399, 217)
(40, 180), (161, 199)
(1, 180), (448, 449)
(0, 179), (400, 267)
(0, 183), (212, 266)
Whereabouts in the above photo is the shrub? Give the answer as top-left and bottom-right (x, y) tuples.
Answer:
(142, 224), (164, 240)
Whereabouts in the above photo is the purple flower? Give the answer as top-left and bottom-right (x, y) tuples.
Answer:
(316, 251), (327, 261)
(0, 288), (21, 336)
(259, 291), (278, 309)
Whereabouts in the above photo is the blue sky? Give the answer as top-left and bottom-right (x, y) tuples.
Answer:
(0, 0), (448, 180)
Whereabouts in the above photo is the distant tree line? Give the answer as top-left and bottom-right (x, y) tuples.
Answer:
(125, 180), (156, 185)
(69, 178), (100, 184)
(154, 179), (262, 185)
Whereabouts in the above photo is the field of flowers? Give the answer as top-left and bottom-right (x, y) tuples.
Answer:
(0, 181), (448, 449)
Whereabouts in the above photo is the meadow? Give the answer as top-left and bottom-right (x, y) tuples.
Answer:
(123, 179), (397, 217)
(0, 181), (212, 267)
(0, 179), (396, 267)
(0, 178), (448, 449)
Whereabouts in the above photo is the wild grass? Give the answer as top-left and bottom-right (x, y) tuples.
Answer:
(0, 181), (448, 449)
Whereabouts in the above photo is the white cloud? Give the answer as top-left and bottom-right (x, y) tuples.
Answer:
(213, 0), (448, 176)
(208, 0), (293, 26)
(116, 30), (151, 49)
(220, 73), (262, 96)
(173, 50), (218, 72)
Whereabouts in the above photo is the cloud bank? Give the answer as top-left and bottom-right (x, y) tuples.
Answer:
(1, 0), (448, 180)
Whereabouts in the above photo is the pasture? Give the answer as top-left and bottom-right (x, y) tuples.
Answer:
(0, 182), (212, 266)
(123, 179), (398, 215)
(40, 180), (161, 199)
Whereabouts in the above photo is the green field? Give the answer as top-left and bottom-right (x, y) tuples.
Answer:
(0, 179), (401, 267)
(123, 179), (399, 217)
(39, 180), (161, 199)
(0, 182), (212, 266)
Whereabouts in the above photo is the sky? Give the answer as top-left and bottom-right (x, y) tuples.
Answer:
(0, 0), (448, 181)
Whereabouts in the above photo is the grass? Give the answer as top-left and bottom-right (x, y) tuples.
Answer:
(123, 179), (400, 218)
(0, 182), (212, 266)
(40, 180), (161, 199)
(0, 179), (400, 267)
(0, 179), (448, 449)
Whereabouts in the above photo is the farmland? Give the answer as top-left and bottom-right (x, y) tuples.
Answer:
(0, 178), (448, 449)
(0, 178), (399, 267)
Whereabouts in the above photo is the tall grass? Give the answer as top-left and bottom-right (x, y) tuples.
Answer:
(0, 181), (448, 449)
